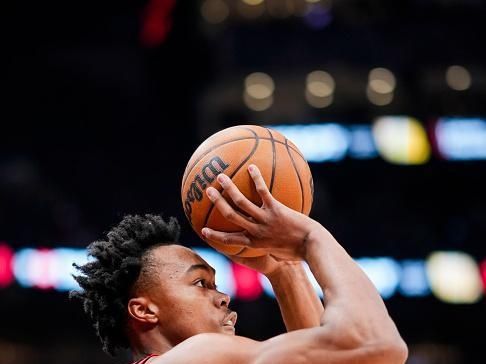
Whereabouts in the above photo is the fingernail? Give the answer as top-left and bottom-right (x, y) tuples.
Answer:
(201, 228), (209, 237)
(206, 188), (216, 201)
(217, 174), (228, 186)
(248, 165), (254, 173)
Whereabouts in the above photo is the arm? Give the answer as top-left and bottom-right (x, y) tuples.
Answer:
(304, 225), (405, 350)
(266, 261), (323, 331)
(225, 254), (323, 331)
(199, 166), (408, 363)
(153, 327), (401, 364)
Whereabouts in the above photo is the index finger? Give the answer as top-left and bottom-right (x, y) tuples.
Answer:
(216, 173), (266, 223)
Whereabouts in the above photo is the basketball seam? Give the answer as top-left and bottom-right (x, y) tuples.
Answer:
(182, 126), (254, 189)
(265, 128), (276, 193)
(238, 128), (270, 259)
(202, 128), (261, 230)
(285, 138), (305, 214)
(182, 136), (305, 189)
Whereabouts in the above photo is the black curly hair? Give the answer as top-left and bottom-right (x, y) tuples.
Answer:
(71, 214), (181, 355)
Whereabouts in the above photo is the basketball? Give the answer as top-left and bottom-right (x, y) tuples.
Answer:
(181, 125), (314, 257)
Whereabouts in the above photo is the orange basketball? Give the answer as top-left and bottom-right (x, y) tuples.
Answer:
(181, 125), (314, 257)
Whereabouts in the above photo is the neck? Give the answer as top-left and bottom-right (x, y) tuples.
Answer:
(129, 327), (174, 361)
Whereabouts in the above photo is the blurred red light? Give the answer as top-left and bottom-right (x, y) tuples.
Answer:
(140, 0), (175, 47)
(480, 260), (486, 291)
(231, 263), (263, 301)
(0, 243), (14, 288)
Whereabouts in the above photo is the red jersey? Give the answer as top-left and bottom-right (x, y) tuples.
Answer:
(132, 354), (159, 364)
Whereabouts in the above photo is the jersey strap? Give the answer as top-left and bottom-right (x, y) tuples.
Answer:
(132, 354), (159, 364)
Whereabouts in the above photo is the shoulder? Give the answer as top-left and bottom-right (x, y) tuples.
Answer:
(149, 334), (261, 364)
(149, 330), (325, 364)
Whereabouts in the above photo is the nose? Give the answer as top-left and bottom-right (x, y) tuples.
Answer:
(215, 291), (231, 308)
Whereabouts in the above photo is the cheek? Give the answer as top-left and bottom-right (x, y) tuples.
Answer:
(164, 289), (215, 318)
(168, 290), (221, 330)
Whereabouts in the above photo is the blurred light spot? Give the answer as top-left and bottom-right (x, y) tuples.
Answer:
(399, 260), (430, 297)
(366, 87), (394, 106)
(30, 249), (55, 290)
(231, 263), (262, 300)
(13, 248), (55, 290)
(12, 247), (91, 292)
(259, 274), (275, 298)
(140, 0), (176, 48)
(260, 263), (323, 299)
(307, 79), (334, 96)
(244, 72), (274, 111)
(194, 248), (235, 297)
(306, 92), (333, 108)
(269, 124), (349, 162)
(238, 0), (265, 18)
(201, 0), (229, 24)
(12, 249), (33, 288)
(373, 116), (431, 165)
(305, 69), (334, 108)
(435, 117), (486, 160)
(306, 70), (335, 100)
(242, 0), (264, 5)
(480, 259), (486, 291)
(446, 65), (471, 91)
(304, 3), (332, 29)
(51, 248), (89, 291)
(0, 244), (14, 288)
(426, 251), (482, 304)
(348, 125), (378, 159)
(369, 68), (396, 94)
(367, 68), (395, 106)
(244, 93), (273, 111)
(356, 257), (401, 299)
(245, 72), (274, 99)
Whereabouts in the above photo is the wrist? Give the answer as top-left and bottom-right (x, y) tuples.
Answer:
(265, 260), (302, 283)
(303, 224), (329, 261)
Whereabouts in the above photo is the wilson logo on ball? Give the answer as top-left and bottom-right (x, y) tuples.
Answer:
(183, 156), (230, 223)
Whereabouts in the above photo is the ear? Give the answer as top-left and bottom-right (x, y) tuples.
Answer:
(127, 297), (160, 324)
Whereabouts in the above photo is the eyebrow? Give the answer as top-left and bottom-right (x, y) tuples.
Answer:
(185, 264), (216, 276)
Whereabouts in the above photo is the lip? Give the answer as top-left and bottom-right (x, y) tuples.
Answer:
(222, 311), (238, 327)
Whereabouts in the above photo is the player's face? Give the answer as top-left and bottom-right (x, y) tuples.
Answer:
(147, 245), (237, 344)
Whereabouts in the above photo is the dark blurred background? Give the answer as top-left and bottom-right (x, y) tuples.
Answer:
(1, 0), (485, 363)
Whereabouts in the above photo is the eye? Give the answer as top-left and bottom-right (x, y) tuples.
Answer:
(195, 279), (205, 288)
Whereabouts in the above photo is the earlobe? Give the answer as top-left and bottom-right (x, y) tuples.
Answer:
(127, 297), (159, 324)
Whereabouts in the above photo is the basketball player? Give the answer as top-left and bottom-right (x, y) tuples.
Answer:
(73, 165), (407, 364)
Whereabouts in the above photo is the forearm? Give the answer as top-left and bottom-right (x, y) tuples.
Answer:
(304, 225), (404, 346)
(267, 261), (323, 331)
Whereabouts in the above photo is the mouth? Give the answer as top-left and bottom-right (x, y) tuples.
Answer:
(222, 311), (238, 328)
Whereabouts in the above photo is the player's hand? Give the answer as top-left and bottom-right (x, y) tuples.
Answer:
(201, 164), (321, 261)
